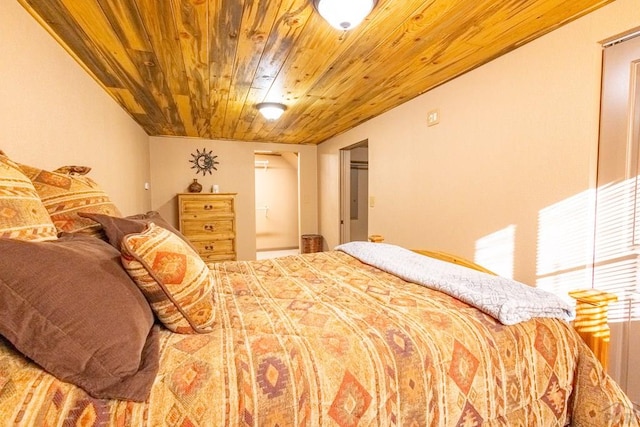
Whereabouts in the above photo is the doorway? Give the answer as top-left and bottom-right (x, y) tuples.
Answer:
(254, 151), (300, 259)
(340, 141), (369, 244)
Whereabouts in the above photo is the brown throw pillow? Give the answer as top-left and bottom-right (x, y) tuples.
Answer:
(79, 211), (197, 252)
(0, 154), (57, 241)
(121, 223), (216, 334)
(53, 165), (92, 176)
(19, 163), (122, 238)
(0, 234), (159, 401)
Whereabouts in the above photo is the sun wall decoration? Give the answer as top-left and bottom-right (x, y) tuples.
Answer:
(189, 148), (219, 176)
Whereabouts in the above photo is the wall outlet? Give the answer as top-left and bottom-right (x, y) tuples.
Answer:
(427, 109), (440, 126)
(369, 196), (376, 207)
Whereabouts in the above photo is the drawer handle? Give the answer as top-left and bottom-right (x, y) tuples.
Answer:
(204, 244), (215, 251)
(203, 224), (215, 231)
(203, 204), (213, 210)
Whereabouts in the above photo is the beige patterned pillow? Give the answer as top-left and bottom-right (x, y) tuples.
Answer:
(0, 154), (57, 241)
(19, 164), (121, 238)
(121, 223), (216, 334)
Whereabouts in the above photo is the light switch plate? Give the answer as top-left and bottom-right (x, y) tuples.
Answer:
(427, 109), (440, 126)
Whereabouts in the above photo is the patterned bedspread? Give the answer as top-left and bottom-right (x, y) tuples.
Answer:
(336, 242), (574, 325)
(0, 251), (637, 426)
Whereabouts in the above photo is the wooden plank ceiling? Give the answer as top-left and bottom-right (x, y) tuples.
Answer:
(19, 0), (613, 145)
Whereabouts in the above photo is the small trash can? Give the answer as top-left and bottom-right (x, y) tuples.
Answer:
(301, 234), (323, 253)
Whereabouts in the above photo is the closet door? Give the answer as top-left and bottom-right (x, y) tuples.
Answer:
(596, 32), (640, 409)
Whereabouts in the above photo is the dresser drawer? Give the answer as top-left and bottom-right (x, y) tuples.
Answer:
(180, 219), (234, 238)
(200, 253), (236, 263)
(180, 197), (234, 219)
(192, 239), (234, 256)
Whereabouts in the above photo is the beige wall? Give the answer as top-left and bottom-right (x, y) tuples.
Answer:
(319, 0), (640, 287)
(0, 1), (150, 215)
(149, 137), (317, 260)
(255, 153), (299, 251)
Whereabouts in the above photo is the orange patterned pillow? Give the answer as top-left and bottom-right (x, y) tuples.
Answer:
(19, 164), (121, 238)
(0, 154), (57, 241)
(121, 223), (216, 334)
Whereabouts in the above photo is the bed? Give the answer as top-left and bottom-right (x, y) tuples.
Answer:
(0, 152), (638, 426)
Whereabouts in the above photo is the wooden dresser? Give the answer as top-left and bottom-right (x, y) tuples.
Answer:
(178, 193), (237, 262)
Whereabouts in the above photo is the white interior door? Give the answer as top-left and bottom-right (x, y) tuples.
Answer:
(596, 32), (640, 408)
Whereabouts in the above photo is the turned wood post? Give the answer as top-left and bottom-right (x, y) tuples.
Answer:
(569, 289), (618, 372)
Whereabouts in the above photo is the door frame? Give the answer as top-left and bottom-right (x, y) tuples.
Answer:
(339, 140), (368, 244)
(254, 150), (300, 255)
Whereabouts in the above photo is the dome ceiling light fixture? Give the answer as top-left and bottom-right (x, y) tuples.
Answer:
(312, 0), (378, 31)
(256, 102), (287, 120)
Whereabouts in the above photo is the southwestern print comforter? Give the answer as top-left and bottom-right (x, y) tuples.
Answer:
(0, 251), (637, 426)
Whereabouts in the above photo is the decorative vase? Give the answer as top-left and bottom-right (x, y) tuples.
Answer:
(188, 178), (203, 193)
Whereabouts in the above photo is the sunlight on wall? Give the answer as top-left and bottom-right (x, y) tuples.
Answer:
(536, 188), (595, 302)
(536, 179), (640, 322)
(474, 225), (516, 279)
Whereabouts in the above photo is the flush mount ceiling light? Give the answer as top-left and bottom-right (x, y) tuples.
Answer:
(256, 102), (287, 120)
(313, 0), (377, 31)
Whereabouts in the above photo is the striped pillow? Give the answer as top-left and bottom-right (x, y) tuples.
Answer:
(121, 223), (216, 334)
(0, 154), (57, 241)
(19, 164), (121, 238)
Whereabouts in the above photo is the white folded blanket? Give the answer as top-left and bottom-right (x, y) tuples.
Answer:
(336, 242), (575, 325)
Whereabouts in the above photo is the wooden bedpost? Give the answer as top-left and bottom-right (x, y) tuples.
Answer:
(368, 234), (384, 243)
(569, 289), (618, 372)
